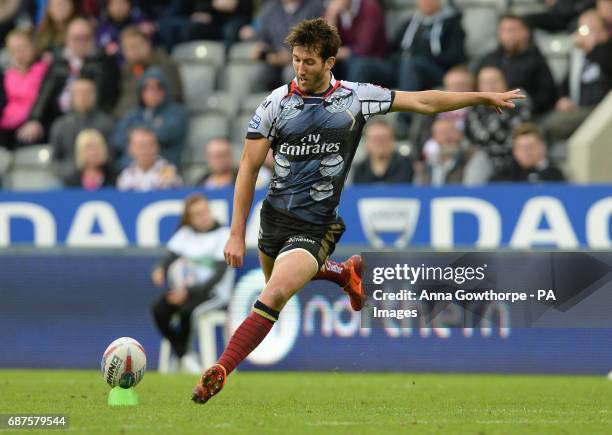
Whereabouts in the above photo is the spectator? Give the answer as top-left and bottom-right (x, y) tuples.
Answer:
(116, 127), (182, 191)
(352, 118), (414, 184)
(0, 0), (34, 46)
(478, 14), (558, 115)
(410, 65), (476, 155)
(247, 0), (323, 89)
(598, 0), (612, 35)
(492, 122), (565, 182)
(36, 0), (77, 53)
(196, 137), (238, 188)
(114, 26), (183, 118)
(96, 0), (154, 64)
(523, 0), (595, 33)
(158, 0), (253, 52)
(392, 0), (466, 92)
(112, 67), (188, 167)
(21, 17), (118, 144)
(541, 9), (612, 142)
(151, 192), (234, 373)
(324, 0), (387, 82)
(50, 77), (114, 178)
(0, 28), (50, 150)
(415, 118), (493, 186)
(63, 128), (118, 189)
(465, 65), (532, 171)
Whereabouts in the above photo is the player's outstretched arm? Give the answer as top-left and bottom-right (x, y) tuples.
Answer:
(224, 137), (271, 268)
(390, 89), (525, 115)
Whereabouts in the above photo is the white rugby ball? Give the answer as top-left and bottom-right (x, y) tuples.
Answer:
(101, 337), (147, 388)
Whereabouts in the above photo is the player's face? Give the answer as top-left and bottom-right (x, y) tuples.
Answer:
(292, 45), (334, 94)
(189, 199), (215, 232)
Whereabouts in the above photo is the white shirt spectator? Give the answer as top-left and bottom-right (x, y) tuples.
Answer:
(117, 157), (182, 191)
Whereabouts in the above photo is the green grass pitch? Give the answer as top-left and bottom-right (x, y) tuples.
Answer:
(1, 370), (611, 434)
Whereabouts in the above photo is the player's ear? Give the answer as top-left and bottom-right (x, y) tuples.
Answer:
(325, 56), (336, 72)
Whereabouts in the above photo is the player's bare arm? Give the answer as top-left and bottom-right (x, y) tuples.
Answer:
(224, 137), (272, 268)
(390, 89), (525, 115)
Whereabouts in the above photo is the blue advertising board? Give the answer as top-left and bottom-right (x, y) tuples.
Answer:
(0, 184), (611, 248)
(1, 250), (611, 374)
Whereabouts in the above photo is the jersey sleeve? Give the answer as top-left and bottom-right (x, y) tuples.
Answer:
(246, 93), (279, 140)
(354, 83), (395, 119)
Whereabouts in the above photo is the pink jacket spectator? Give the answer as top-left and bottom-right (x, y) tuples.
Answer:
(0, 60), (49, 130)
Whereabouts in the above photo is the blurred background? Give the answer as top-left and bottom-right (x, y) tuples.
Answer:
(0, 0), (611, 375)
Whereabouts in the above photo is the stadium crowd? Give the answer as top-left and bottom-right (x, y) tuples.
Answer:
(0, 0), (611, 190)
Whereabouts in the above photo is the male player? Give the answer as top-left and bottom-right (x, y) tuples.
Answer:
(192, 18), (523, 404)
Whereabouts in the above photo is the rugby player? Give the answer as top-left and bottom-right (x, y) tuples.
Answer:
(192, 18), (524, 404)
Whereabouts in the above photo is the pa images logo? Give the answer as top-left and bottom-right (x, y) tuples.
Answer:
(324, 88), (353, 113)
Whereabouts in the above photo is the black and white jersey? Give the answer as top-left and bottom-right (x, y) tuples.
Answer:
(247, 75), (395, 224)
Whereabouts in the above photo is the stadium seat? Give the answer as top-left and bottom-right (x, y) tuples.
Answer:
(239, 92), (271, 116)
(171, 40), (225, 67)
(0, 48), (10, 70)
(178, 63), (217, 112)
(13, 144), (54, 168)
(184, 113), (230, 164)
(223, 62), (269, 98)
(0, 147), (13, 175)
(230, 114), (253, 147)
(460, 2), (500, 60)
(203, 92), (240, 117)
(3, 168), (61, 190)
(228, 41), (259, 62)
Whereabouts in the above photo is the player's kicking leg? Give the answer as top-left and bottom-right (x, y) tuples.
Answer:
(312, 255), (365, 311)
(192, 249), (318, 404)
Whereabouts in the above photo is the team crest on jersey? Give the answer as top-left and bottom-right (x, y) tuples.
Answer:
(324, 88), (353, 113)
(279, 94), (304, 120)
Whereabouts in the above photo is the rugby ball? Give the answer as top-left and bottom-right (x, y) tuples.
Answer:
(101, 337), (147, 388)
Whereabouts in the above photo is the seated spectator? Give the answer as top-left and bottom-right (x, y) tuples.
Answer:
(196, 137), (238, 188)
(541, 9), (612, 142)
(0, 28), (50, 150)
(465, 65), (532, 170)
(36, 0), (77, 53)
(324, 0), (387, 82)
(96, 0), (154, 65)
(151, 193), (234, 373)
(409, 65), (476, 154)
(523, 0), (595, 33)
(64, 128), (118, 189)
(114, 26), (183, 118)
(112, 67), (188, 167)
(415, 118), (493, 186)
(478, 14), (557, 115)
(247, 0), (323, 89)
(391, 0), (465, 93)
(0, 0), (34, 46)
(352, 118), (414, 184)
(21, 17), (119, 144)
(50, 77), (114, 178)
(158, 0), (253, 52)
(492, 122), (565, 182)
(598, 0), (612, 35)
(117, 127), (182, 191)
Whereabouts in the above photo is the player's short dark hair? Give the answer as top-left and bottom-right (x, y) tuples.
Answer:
(512, 122), (544, 142)
(286, 18), (342, 60)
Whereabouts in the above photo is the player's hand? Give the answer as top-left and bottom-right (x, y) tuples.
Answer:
(224, 235), (245, 268)
(166, 288), (188, 305)
(151, 267), (165, 287)
(484, 89), (525, 114)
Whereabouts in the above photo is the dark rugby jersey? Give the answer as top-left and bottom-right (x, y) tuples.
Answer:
(246, 75), (395, 224)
